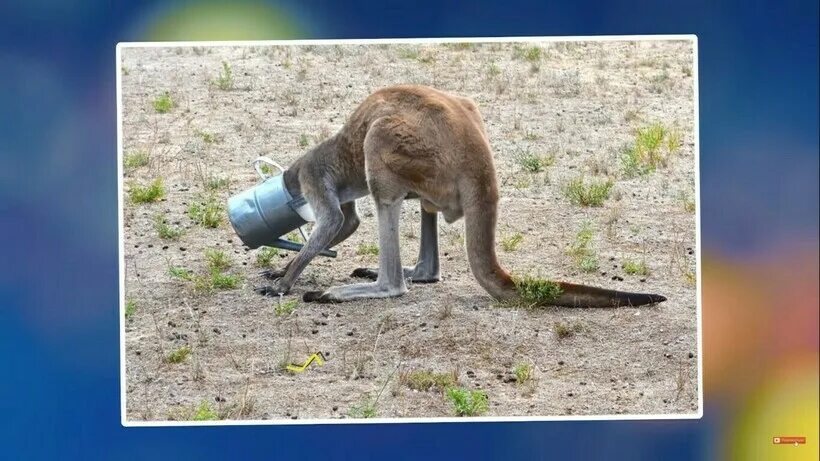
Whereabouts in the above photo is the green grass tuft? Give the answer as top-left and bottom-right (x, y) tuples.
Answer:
(275, 299), (298, 317)
(204, 248), (231, 272)
(348, 398), (378, 419)
(169, 266), (193, 281)
(193, 401), (219, 421)
(356, 243), (379, 256)
(514, 363), (533, 384)
(563, 177), (613, 207)
(129, 178), (165, 204)
(501, 233), (524, 252)
(567, 222), (598, 272)
(214, 61), (234, 90)
(204, 176), (230, 191)
(256, 247), (280, 267)
(554, 321), (585, 340)
(188, 195), (224, 228)
(514, 44), (542, 62)
(154, 214), (184, 240)
(512, 275), (563, 306)
(123, 151), (149, 171)
(208, 271), (241, 290)
(153, 92), (174, 113)
(446, 387), (489, 416)
(623, 260), (650, 276)
(195, 129), (217, 144)
(400, 370), (458, 392)
(621, 123), (681, 176)
(124, 299), (136, 320)
(166, 346), (191, 364)
(514, 149), (554, 173)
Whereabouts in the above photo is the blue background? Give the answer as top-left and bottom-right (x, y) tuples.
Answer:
(0, 0), (817, 460)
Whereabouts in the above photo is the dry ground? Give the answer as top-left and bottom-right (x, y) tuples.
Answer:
(120, 40), (698, 422)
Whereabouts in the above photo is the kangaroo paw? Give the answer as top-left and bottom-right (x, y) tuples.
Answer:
(350, 268), (378, 280)
(254, 284), (289, 297)
(259, 268), (286, 280)
(302, 290), (341, 303)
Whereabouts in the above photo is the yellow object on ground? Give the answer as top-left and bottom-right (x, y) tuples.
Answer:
(286, 352), (326, 373)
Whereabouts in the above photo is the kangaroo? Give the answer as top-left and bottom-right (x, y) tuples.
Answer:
(255, 84), (667, 307)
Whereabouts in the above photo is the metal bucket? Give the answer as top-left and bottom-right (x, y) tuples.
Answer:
(227, 157), (336, 257)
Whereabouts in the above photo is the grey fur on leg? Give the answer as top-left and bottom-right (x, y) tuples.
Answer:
(351, 203), (440, 283)
(255, 189), (344, 296)
(305, 199), (407, 303)
(260, 202), (359, 284)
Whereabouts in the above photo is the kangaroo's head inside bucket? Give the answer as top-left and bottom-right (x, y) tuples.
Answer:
(227, 157), (334, 256)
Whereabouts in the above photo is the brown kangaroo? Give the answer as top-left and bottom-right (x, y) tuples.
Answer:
(255, 84), (666, 307)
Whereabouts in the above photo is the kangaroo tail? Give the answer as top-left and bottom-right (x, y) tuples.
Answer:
(462, 182), (666, 308)
(551, 281), (666, 307)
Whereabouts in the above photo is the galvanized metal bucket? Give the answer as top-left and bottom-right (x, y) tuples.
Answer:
(227, 157), (336, 257)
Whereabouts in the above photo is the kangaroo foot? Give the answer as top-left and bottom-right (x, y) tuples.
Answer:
(350, 267), (440, 283)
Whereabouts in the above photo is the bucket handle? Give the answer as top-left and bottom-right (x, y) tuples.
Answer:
(253, 156), (286, 180)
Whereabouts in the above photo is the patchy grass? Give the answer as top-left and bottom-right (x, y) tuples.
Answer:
(563, 177), (613, 207)
(188, 195), (224, 228)
(554, 321), (585, 340)
(514, 363), (533, 384)
(124, 299), (136, 320)
(446, 387), (489, 416)
(275, 299), (298, 317)
(153, 92), (174, 113)
(681, 193), (696, 213)
(193, 271), (242, 292)
(666, 129), (682, 154)
(500, 233), (524, 252)
(356, 243), (379, 256)
(400, 370), (458, 392)
(193, 401), (219, 421)
(398, 48), (420, 60)
(514, 148), (554, 173)
(443, 42), (476, 51)
(166, 346), (191, 364)
(209, 272), (242, 290)
(214, 61), (234, 90)
(256, 247), (280, 267)
(487, 63), (502, 78)
(129, 178), (165, 204)
(622, 123), (680, 176)
(195, 129), (218, 144)
(623, 260), (650, 276)
(204, 248), (231, 272)
(568, 222), (598, 273)
(348, 398), (378, 419)
(169, 266), (193, 281)
(512, 176), (532, 190)
(685, 271), (696, 286)
(514, 44), (542, 62)
(203, 176), (230, 191)
(154, 214), (184, 240)
(298, 133), (310, 147)
(123, 151), (149, 171)
(512, 275), (563, 306)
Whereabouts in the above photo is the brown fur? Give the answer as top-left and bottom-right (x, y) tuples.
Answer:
(265, 85), (665, 307)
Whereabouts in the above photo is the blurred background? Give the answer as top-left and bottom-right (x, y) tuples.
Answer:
(0, 0), (816, 460)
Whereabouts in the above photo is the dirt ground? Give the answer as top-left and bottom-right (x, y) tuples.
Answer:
(120, 39), (698, 422)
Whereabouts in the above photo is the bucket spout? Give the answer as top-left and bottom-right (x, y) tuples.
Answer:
(268, 238), (337, 258)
